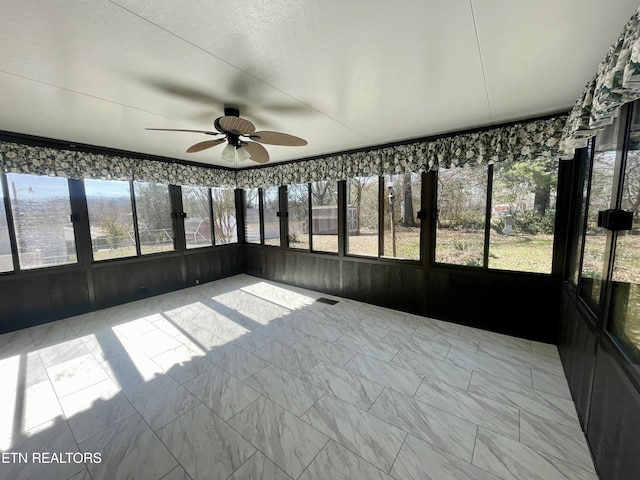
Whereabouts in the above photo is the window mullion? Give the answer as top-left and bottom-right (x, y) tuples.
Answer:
(129, 180), (142, 257)
(483, 165), (494, 268)
(208, 188), (215, 246)
(307, 183), (313, 252)
(0, 171), (20, 272)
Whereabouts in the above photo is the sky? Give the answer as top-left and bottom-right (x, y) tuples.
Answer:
(4, 174), (130, 200)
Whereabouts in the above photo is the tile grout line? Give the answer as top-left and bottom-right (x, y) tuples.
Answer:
(387, 431), (409, 475)
(293, 437), (331, 480)
(221, 449), (259, 480)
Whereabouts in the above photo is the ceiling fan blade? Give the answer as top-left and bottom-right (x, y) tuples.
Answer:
(186, 139), (225, 153)
(249, 131), (307, 146)
(244, 141), (270, 163)
(146, 128), (221, 136)
(218, 116), (256, 135)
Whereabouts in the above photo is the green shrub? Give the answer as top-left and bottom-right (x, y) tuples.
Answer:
(442, 211), (485, 231)
(513, 211), (555, 234)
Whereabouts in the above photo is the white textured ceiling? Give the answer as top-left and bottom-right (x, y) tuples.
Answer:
(0, 0), (637, 168)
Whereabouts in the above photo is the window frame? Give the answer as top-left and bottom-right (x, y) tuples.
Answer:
(4, 172), (80, 271)
(181, 185), (214, 250)
(432, 161), (561, 276)
(243, 187), (263, 245)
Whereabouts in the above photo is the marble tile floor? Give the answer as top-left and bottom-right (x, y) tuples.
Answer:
(0, 274), (598, 480)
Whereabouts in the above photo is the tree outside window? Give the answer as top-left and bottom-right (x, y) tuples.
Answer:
(287, 183), (309, 250)
(489, 158), (558, 274)
(183, 186), (212, 249)
(382, 173), (421, 260)
(85, 179), (137, 260)
(435, 166), (487, 267)
(212, 187), (238, 244)
(134, 182), (175, 254)
(347, 176), (378, 257)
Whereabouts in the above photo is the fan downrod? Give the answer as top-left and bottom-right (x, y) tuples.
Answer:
(224, 107), (240, 117)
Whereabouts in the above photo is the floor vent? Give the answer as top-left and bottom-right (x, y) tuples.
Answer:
(316, 297), (339, 305)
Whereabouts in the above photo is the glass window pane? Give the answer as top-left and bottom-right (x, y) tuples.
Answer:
(85, 179), (137, 260)
(609, 103), (640, 361)
(7, 173), (77, 269)
(0, 180), (13, 272)
(183, 186), (212, 249)
(212, 187), (238, 245)
(435, 166), (487, 267)
(489, 159), (558, 273)
(579, 121), (618, 308)
(287, 183), (309, 250)
(133, 181), (175, 255)
(311, 181), (338, 253)
(382, 173), (421, 260)
(347, 176), (379, 257)
(569, 148), (592, 285)
(244, 188), (261, 244)
(263, 186), (280, 247)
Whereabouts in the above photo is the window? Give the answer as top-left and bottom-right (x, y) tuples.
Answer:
(7, 173), (77, 269)
(579, 121), (618, 308)
(212, 187), (238, 245)
(133, 181), (175, 254)
(609, 104), (640, 360)
(182, 186), (212, 249)
(244, 188), (261, 244)
(287, 183), (309, 250)
(0, 180), (13, 272)
(489, 159), (558, 274)
(435, 166), (487, 266)
(263, 186), (280, 246)
(569, 148), (592, 285)
(347, 176), (379, 257)
(382, 173), (421, 260)
(85, 179), (137, 260)
(311, 180), (338, 253)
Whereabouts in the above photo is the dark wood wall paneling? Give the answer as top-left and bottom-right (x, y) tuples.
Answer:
(244, 244), (559, 342)
(587, 339), (640, 480)
(560, 286), (640, 480)
(558, 286), (598, 427)
(1, 268), (91, 332)
(0, 245), (243, 333)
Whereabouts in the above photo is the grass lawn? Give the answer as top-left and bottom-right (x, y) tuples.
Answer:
(435, 229), (554, 274)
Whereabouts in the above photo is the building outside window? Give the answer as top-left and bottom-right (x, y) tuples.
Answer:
(311, 180), (338, 253)
(489, 159), (558, 274)
(182, 185), (213, 249)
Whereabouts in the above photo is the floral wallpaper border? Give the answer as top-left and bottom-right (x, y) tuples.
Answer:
(0, 143), (236, 187)
(561, 6), (640, 153)
(236, 115), (567, 188)
(1, 114), (567, 189)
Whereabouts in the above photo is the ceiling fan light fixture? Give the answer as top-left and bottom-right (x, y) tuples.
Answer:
(236, 145), (251, 161)
(221, 143), (236, 162)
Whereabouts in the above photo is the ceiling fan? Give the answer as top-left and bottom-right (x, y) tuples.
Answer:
(146, 107), (307, 164)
